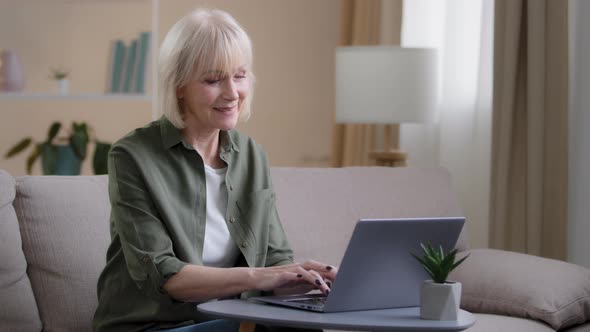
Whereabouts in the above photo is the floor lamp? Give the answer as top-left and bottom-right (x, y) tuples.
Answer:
(335, 46), (437, 166)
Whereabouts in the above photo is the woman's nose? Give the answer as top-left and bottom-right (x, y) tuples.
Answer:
(222, 79), (239, 100)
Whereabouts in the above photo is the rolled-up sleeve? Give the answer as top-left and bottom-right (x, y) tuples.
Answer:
(265, 202), (294, 267)
(262, 154), (293, 267)
(108, 145), (187, 299)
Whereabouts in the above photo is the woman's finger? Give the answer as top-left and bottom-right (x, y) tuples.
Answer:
(305, 269), (330, 295)
(299, 260), (338, 280)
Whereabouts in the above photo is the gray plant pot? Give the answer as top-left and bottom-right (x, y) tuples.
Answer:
(420, 280), (462, 321)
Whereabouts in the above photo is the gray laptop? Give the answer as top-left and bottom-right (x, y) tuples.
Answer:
(252, 217), (465, 312)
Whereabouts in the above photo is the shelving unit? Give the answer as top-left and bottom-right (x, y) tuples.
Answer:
(0, 0), (160, 120)
(0, 92), (151, 102)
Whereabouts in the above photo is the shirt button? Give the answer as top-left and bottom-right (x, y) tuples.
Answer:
(229, 217), (236, 223)
(229, 185), (233, 191)
(241, 242), (248, 248)
(142, 256), (149, 263)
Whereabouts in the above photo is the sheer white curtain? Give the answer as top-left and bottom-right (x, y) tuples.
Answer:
(569, 0), (590, 268)
(400, 0), (494, 248)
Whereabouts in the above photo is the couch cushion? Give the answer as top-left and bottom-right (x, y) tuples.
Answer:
(271, 167), (467, 266)
(565, 322), (590, 332)
(451, 249), (590, 330)
(0, 170), (42, 331)
(465, 313), (554, 332)
(14, 175), (110, 332)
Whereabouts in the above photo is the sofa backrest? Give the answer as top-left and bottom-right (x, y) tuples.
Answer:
(0, 170), (42, 332)
(271, 167), (467, 266)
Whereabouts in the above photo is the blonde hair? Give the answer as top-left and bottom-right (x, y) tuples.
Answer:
(159, 9), (254, 128)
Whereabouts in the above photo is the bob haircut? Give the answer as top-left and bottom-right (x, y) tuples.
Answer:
(159, 9), (254, 129)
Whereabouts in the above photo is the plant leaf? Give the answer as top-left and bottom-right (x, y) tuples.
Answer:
(424, 243), (436, 261)
(438, 256), (454, 282)
(411, 253), (429, 267)
(438, 245), (445, 262)
(93, 142), (111, 175)
(420, 243), (428, 252)
(5, 138), (32, 158)
(424, 255), (443, 280)
(71, 122), (89, 160)
(422, 265), (436, 280)
(429, 244), (441, 263)
(46, 122), (61, 143)
(412, 242), (470, 284)
(423, 253), (439, 267)
(440, 250), (457, 269)
(26, 144), (41, 174)
(452, 253), (470, 270)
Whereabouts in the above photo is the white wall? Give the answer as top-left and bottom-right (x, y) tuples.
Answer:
(568, 0), (590, 268)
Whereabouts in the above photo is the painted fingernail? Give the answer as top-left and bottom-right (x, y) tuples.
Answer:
(326, 266), (333, 271)
(297, 274), (303, 278)
(326, 290), (330, 295)
(326, 281), (332, 287)
(315, 279), (321, 286)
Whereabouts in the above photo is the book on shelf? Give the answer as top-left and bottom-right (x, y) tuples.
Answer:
(105, 31), (150, 95)
(106, 40), (126, 94)
(121, 39), (137, 93)
(134, 31), (151, 94)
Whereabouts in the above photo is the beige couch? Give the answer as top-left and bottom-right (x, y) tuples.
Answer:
(1, 167), (589, 332)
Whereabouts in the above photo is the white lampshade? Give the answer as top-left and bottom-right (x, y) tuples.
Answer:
(335, 46), (437, 124)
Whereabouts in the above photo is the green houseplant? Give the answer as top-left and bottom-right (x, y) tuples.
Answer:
(4, 121), (111, 175)
(412, 243), (469, 284)
(50, 67), (69, 80)
(412, 243), (469, 321)
(49, 67), (70, 94)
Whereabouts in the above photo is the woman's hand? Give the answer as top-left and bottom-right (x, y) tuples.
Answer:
(251, 260), (338, 296)
(163, 260), (337, 303)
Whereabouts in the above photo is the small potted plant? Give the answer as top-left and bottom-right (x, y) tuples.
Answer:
(412, 243), (469, 320)
(50, 67), (69, 94)
(4, 121), (111, 175)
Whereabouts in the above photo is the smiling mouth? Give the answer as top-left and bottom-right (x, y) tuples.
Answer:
(213, 106), (237, 112)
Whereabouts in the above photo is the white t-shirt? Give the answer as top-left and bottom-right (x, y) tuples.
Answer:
(202, 165), (240, 267)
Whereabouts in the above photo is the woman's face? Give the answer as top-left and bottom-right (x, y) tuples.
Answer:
(178, 65), (250, 131)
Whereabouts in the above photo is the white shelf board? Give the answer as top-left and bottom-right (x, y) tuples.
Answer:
(0, 93), (151, 101)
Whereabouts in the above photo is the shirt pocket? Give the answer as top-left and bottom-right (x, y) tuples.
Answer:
(237, 188), (275, 215)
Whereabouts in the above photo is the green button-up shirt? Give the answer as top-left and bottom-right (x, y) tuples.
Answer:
(93, 117), (293, 332)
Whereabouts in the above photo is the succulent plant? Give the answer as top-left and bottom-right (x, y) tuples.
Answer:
(50, 68), (69, 80)
(412, 243), (469, 284)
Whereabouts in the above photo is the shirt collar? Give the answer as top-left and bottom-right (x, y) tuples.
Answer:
(160, 116), (184, 149)
(159, 116), (240, 153)
(221, 130), (240, 153)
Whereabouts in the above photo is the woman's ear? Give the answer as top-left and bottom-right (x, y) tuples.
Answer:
(176, 86), (184, 99)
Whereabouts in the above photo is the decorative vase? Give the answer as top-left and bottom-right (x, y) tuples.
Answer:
(57, 78), (69, 94)
(420, 280), (461, 320)
(0, 49), (25, 92)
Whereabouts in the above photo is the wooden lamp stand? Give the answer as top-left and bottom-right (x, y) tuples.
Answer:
(368, 125), (407, 167)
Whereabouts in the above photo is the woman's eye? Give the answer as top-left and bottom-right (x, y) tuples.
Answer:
(204, 79), (221, 85)
(234, 73), (247, 79)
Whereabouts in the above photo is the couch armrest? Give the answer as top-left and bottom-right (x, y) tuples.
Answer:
(450, 249), (590, 330)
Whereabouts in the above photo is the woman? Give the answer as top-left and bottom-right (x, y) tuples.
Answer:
(93, 8), (336, 332)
